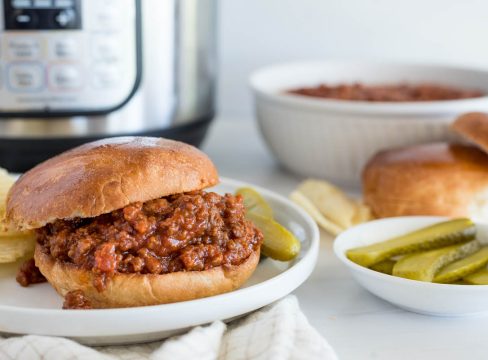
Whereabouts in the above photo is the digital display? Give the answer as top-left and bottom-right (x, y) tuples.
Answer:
(4, 0), (81, 30)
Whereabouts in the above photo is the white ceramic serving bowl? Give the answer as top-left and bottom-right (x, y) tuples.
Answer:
(250, 62), (488, 187)
(334, 216), (488, 317)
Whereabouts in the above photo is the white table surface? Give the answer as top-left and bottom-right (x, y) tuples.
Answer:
(202, 117), (488, 360)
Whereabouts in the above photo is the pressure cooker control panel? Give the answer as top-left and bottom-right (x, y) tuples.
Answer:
(0, 0), (140, 116)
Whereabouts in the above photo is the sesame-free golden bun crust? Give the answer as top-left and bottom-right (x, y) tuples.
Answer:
(6, 137), (219, 230)
(451, 112), (488, 153)
(363, 143), (488, 218)
(34, 245), (260, 308)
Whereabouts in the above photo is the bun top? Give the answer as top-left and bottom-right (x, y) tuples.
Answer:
(362, 142), (488, 218)
(365, 142), (488, 169)
(7, 137), (219, 230)
(451, 112), (488, 154)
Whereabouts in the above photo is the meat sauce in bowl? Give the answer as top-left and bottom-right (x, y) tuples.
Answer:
(288, 83), (484, 102)
(32, 191), (263, 296)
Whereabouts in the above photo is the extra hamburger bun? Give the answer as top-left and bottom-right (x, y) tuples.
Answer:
(362, 143), (488, 218)
(7, 137), (261, 308)
(7, 136), (219, 231)
(451, 112), (488, 154)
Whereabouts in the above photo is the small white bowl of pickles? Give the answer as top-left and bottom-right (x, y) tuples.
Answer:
(334, 216), (488, 316)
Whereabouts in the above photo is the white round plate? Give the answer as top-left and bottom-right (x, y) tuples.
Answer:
(0, 178), (319, 345)
(334, 216), (488, 317)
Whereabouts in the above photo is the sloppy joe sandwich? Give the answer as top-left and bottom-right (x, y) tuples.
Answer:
(362, 143), (488, 219)
(6, 137), (263, 309)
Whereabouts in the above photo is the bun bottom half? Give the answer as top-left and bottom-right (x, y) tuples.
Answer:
(34, 244), (260, 309)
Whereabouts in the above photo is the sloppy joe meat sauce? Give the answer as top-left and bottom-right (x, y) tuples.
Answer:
(288, 83), (484, 102)
(37, 191), (263, 291)
(63, 290), (92, 310)
(16, 258), (46, 287)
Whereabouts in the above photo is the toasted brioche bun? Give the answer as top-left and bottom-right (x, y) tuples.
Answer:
(6, 137), (219, 231)
(35, 245), (260, 308)
(451, 112), (488, 153)
(363, 143), (488, 218)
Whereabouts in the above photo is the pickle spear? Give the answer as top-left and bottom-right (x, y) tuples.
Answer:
(246, 212), (301, 261)
(434, 247), (488, 283)
(236, 187), (273, 219)
(346, 218), (476, 267)
(464, 269), (488, 285)
(236, 187), (301, 261)
(370, 259), (396, 275)
(392, 240), (480, 282)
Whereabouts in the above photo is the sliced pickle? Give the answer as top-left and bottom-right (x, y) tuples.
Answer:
(464, 269), (488, 285)
(346, 218), (476, 267)
(246, 212), (301, 261)
(370, 259), (396, 275)
(434, 247), (488, 283)
(392, 240), (480, 282)
(236, 187), (273, 219)
(237, 187), (300, 261)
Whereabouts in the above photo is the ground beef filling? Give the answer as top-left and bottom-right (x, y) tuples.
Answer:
(288, 83), (484, 102)
(63, 290), (92, 310)
(37, 191), (263, 291)
(16, 258), (46, 287)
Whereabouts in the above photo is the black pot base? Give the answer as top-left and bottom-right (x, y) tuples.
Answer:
(0, 116), (213, 172)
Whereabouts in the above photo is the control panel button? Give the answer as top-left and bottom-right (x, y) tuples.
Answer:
(52, 8), (76, 28)
(33, 0), (52, 8)
(92, 65), (119, 89)
(49, 37), (78, 59)
(91, 36), (119, 63)
(8, 37), (41, 60)
(48, 64), (82, 90)
(12, 0), (32, 8)
(54, 0), (73, 7)
(11, 9), (39, 29)
(8, 63), (43, 91)
(87, 0), (121, 31)
(95, 8), (121, 30)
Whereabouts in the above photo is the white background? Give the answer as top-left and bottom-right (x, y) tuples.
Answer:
(217, 0), (488, 118)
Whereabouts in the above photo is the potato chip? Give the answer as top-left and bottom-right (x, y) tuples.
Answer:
(0, 168), (16, 220)
(296, 179), (359, 229)
(0, 168), (36, 263)
(0, 235), (35, 263)
(291, 178), (374, 236)
(352, 202), (373, 225)
(290, 191), (343, 236)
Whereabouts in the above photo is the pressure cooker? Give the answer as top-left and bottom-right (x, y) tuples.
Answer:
(0, 0), (217, 171)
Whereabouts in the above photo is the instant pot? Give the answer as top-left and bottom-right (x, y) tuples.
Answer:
(0, 0), (217, 171)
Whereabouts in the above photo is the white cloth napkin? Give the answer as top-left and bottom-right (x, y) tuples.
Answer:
(0, 295), (337, 360)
